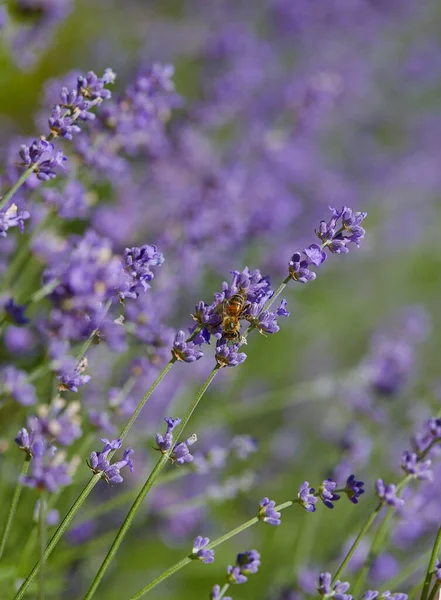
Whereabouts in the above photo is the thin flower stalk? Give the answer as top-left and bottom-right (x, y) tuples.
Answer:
(129, 500), (294, 598)
(421, 524), (441, 600)
(0, 455), (32, 560)
(83, 364), (221, 600)
(39, 493), (47, 600)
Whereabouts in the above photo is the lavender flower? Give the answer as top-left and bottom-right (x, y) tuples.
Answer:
(215, 342), (247, 367)
(361, 592), (408, 600)
(0, 204), (30, 237)
(1, 366), (36, 406)
(210, 585), (232, 600)
(22, 444), (71, 493)
(288, 244), (327, 283)
(318, 478), (341, 509)
(316, 206), (367, 254)
(18, 138), (67, 181)
(227, 549), (261, 584)
(317, 573), (351, 600)
(435, 560), (441, 582)
(33, 398), (82, 446)
(57, 358), (91, 392)
(170, 433), (198, 465)
(412, 417), (441, 454)
(122, 245), (164, 296)
(344, 475), (365, 504)
(87, 438), (134, 484)
(258, 497), (282, 525)
(155, 417), (181, 453)
(401, 451), (432, 480)
(375, 479), (404, 509)
(172, 330), (204, 363)
(4, 298), (29, 325)
(15, 426), (45, 458)
(191, 536), (215, 563)
(237, 550), (261, 574)
(297, 481), (318, 512)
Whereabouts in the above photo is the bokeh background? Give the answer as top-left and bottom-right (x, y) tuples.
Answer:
(1, 1), (441, 598)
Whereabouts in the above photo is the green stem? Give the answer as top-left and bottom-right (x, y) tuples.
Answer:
(84, 365), (221, 600)
(130, 556), (192, 599)
(217, 584), (231, 600)
(14, 355), (180, 600)
(129, 499), (294, 598)
(0, 166), (36, 211)
(332, 502), (383, 585)
(428, 584), (440, 600)
(0, 455), (31, 560)
(421, 525), (441, 600)
(13, 474), (102, 600)
(39, 493), (47, 600)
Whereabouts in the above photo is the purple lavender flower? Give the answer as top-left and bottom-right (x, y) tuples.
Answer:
(344, 475), (365, 504)
(3, 298), (29, 325)
(191, 536), (215, 563)
(318, 478), (341, 509)
(412, 417), (441, 454)
(289, 243), (327, 282)
(15, 426), (45, 457)
(172, 330), (204, 363)
(87, 438), (134, 484)
(215, 342), (247, 367)
(317, 573), (351, 600)
(57, 359), (91, 392)
(316, 206), (367, 254)
(48, 105), (81, 140)
(155, 417), (181, 453)
(276, 299), (290, 317)
(375, 479), (404, 509)
(123, 245), (164, 296)
(435, 560), (441, 582)
(227, 565), (248, 584)
(0, 204), (30, 237)
(258, 497), (281, 525)
(42, 180), (92, 220)
(226, 549), (261, 585)
(210, 585), (232, 600)
(236, 550), (261, 574)
(18, 138), (67, 181)
(32, 398), (82, 446)
(297, 481), (318, 512)
(1, 366), (36, 406)
(401, 451), (432, 480)
(230, 435), (258, 459)
(170, 434), (197, 465)
(22, 444), (71, 493)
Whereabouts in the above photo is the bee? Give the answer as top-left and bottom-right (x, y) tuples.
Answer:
(221, 289), (249, 341)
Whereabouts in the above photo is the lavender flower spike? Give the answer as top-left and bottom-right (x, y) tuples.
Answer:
(297, 481), (318, 512)
(319, 478), (341, 509)
(317, 573), (351, 600)
(375, 479), (404, 509)
(172, 330), (203, 363)
(215, 342), (247, 367)
(344, 475), (365, 504)
(191, 536), (215, 563)
(155, 417), (181, 453)
(0, 204), (30, 237)
(258, 497), (281, 525)
(87, 438), (134, 484)
(400, 451), (432, 481)
(211, 585), (232, 600)
(171, 433), (198, 465)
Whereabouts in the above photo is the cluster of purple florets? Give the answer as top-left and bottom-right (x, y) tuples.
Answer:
(155, 417), (197, 466)
(317, 572), (407, 600)
(87, 438), (134, 484)
(297, 475), (365, 513)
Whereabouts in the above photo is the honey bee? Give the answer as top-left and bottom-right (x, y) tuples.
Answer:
(221, 289), (249, 341)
